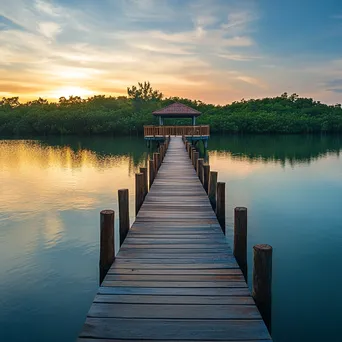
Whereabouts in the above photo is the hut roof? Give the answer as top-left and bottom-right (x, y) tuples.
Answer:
(152, 102), (201, 117)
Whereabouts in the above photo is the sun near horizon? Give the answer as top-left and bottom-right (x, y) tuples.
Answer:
(1, 0), (342, 105)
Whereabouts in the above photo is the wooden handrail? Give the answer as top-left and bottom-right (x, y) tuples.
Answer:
(144, 125), (210, 137)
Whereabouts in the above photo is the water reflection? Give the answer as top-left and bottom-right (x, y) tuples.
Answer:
(0, 138), (150, 219)
(205, 134), (342, 166)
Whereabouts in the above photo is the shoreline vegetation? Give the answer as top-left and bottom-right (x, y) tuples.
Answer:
(1, 82), (342, 136)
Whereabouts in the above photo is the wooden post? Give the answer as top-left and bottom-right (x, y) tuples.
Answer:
(160, 145), (164, 160)
(234, 207), (247, 281)
(216, 182), (226, 234)
(153, 153), (158, 174)
(118, 189), (129, 246)
(193, 152), (199, 171)
(188, 145), (192, 158)
(202, 164), (210, 193)
(252, 244), (273, 333)
(149, 159), (154, 188)
(156, 152), (161, 169)
(99, 209), (114, 284)
(197, 158), (204, 180)
(208, 171), (218, 210)
(140, 167), (148, 196)
(162, 144), (166, 158)
(192, 149), (197, 166)
(135, 173), (144, 215)
(158, 146), (162, 160)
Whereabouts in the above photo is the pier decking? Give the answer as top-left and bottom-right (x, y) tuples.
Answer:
(78, 137), (272, 341)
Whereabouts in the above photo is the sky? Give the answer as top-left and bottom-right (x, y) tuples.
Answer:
(1, 0), (342, 104)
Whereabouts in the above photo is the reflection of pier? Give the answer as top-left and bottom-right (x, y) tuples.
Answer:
(144, 102), (209, 148)
(78, 136), (273, 342)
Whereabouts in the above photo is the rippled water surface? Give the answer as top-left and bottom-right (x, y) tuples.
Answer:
(0, 135), (341, 342)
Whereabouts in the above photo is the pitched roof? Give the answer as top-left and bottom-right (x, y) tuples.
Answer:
(152, 102), (201, 117)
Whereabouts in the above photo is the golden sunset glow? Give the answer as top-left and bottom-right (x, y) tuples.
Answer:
(47, 86), (95, 99)
(1, 1), (342, 104)
(0, 140), (147, 217)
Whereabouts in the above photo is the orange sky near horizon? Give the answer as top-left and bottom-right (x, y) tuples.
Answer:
(1, 0), (342, 105)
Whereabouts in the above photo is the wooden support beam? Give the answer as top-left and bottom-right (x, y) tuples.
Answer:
(118, 189), (129, 247)
(234, 207), (247, 281)
(160, 145), (164, 160)
(156, 152), (161, 170)
(153, 153), (158, 174)
(135, 173), (144, 215)
(149, 159), (154, 188)
(208, 171), (218, 210)
(158, 146), (162, 160)
(197, 158), (204, 181)
(216, 182), (226, 234)
(188, 145), (193, 158)
(99, 209), (114, 285)
(202, 164), (210, 194)
(140, 167), (148, 197)
(193, 152), (199, 171)
(252, 244), (273, 333)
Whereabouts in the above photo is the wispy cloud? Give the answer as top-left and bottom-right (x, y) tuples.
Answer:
(325, 79), (342, 93)
(35, 0), (60, 17)
(236, 76), (268, 89)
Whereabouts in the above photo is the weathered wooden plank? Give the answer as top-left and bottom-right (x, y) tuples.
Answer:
(115, 255), (235, 262)
(107, 268), (243, 275)
(102, 274), (245, 281)
(80, 318), (271, 340)
(101, 280), (248, 288)
(120, 246), (229, 251)
(109, 262), (240, 269)
(79, 339), (271, 342)
(88, 303), (261, 319)
(98, 287), (251, 296)
(93, 294), (254, 305)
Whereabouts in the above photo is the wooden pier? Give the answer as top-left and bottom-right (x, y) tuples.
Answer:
(78, 137), (272, 342)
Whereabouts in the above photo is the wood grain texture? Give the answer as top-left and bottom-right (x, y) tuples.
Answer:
(80, 318), (271, 340)
(78, 137), (272, 341)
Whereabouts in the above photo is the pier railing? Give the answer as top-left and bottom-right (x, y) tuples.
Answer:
(144, 125), (210, 137)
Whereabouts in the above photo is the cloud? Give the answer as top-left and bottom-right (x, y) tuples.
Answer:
(236, 76), (267, 89)
(222, 10), (257, 31)
(325, 79), (342, 93)
(217, 53), (260, 61)
(37, 21), (61, 39)
(35, 0), (60, 17)
(327, 88), (342, 93)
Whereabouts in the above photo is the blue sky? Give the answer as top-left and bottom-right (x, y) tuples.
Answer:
(1, 0), (342, 103)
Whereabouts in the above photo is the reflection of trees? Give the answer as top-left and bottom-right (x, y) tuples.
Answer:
(208, 135), (342, 165)
(44, 135), (152, 175)
(0, 136), (152, 175)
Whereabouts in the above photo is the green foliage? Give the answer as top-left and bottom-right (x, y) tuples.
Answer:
(1, 84), (342, 136)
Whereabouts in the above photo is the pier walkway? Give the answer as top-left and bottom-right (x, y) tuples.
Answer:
(78, 137), (272, 341)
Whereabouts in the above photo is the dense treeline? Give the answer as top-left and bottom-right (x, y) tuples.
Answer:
(1, 82), (342, 135)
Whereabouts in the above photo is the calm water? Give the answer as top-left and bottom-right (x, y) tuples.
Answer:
(0, 135), (341, 342)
